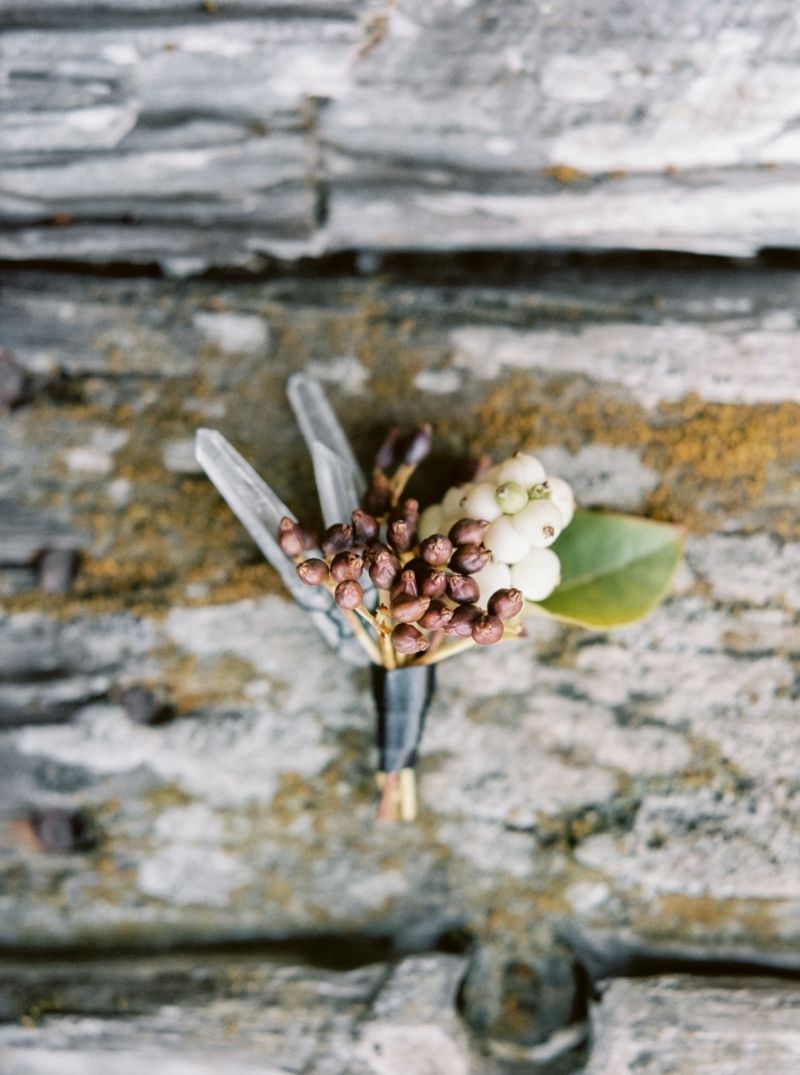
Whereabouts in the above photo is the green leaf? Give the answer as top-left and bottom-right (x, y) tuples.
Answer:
(532, 510), (683, 628)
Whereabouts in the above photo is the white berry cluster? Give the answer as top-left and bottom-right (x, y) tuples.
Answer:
(419, 452), (575, 605)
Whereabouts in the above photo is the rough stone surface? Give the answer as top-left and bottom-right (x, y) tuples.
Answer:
(4, 1), (800, 264)
(0, 264), (799, 1069)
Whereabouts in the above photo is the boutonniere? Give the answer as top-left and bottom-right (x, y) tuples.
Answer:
(197, 374), (682, 821)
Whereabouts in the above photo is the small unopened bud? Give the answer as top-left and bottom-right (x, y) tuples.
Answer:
(297, 558), (330, 586)
(330, 549), (364, 582)
(391, 623), (430, 655)
(322, 523), (353, 557)
(444, 604), (481, 637)
(334, 579), (363, 610)
(447, 573), (480, 604)
(449, 518), (490, 546)
(362, 471), (392, 516)
(495, 480), (528, 514)
(488, 587), (524, 620)
(352, 508), (379, 543)
(391, 568), (418, 599)
(420, 534), (453, 567)
(391, 593), (431, 623)
(388, 518), (416, 553)
(363, 540), (388, 563)
(450, 543), (491, 575)
(419, 600), (453, 630)
(471, 614), (504, 646)
(419, 568), (448, 599)
(369, 553), (401, 590)
(402, 556), (428, 583)
(391, 498), (420, 527)
(402, 423), (433, 466)
(278, 516), (308, 558)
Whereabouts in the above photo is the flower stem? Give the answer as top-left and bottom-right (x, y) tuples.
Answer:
(390, 463), (416, 504)
(377, 771), (399, 821)
(344, 610), (382, 665)
(376, 768), (418, 822)
(416, 636), (476, 666)
(426, 629), (444, 659)
(399, 768), (417, 821)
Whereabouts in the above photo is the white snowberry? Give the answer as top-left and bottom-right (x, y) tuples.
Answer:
(545, 475), (575, 527)
(510, 547), (561, 602)
(494, 480), (528, 514)
(442, 485), (466, 517)
(474, 560), (512, 608)
(460, 481), (503, 522)
(485, 516), (531, 564)
(496, 452), (546, 488)
(512, 498), (563, 547)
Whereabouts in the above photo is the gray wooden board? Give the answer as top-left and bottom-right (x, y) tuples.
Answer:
(585, 976), (800, 1075)
(0, 952), (473, 1075)
(3, 1), (800, 264)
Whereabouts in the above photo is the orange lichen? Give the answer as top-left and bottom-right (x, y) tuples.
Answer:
(469, 373), (800, 536)
(5, 280), (799, 628)
(542, 164), (589, 183)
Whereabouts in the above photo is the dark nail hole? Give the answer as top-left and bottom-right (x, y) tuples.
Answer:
(120, 685), (176, 726)
(30, 807), (96, 854)
(37, 548), (80, 595)
(0, 349), (29, 410)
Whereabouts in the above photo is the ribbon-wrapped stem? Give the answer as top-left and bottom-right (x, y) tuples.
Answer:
(371, 664), (436, 822)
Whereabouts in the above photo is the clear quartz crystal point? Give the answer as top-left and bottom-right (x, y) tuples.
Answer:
(195, 428), (368, 666)
(287, 372), (366, 514)
(289, 373), (376, 608)
(310, 439), (362, 530)
(310, 439), (379, 610)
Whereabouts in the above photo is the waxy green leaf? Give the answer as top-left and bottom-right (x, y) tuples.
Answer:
(532, 510), (683, 628)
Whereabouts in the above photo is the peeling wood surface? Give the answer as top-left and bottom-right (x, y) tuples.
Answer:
(3, 1), (800, 265)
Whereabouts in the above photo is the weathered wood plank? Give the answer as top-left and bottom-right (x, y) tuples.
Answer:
(0, 1), (362, 21)
(0, 265), (798, 1052)
(0, 503), (85, 565)
(324, 0), (800, 256)
(0, 11), (360, 265)
(586, 977), (800, 1074)
(0, 952), (473, 1075)
(3, 2), (800, 263)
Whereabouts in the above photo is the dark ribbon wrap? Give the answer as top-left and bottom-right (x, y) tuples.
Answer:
(371, 664), (436, 773)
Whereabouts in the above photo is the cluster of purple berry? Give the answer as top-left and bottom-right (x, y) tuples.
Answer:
(277, 424), (525, 667)
(283, 505), (523, 662)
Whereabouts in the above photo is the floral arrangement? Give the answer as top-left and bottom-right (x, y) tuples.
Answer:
(287, 446), (572, 668)
(197, 374), (682, 821)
